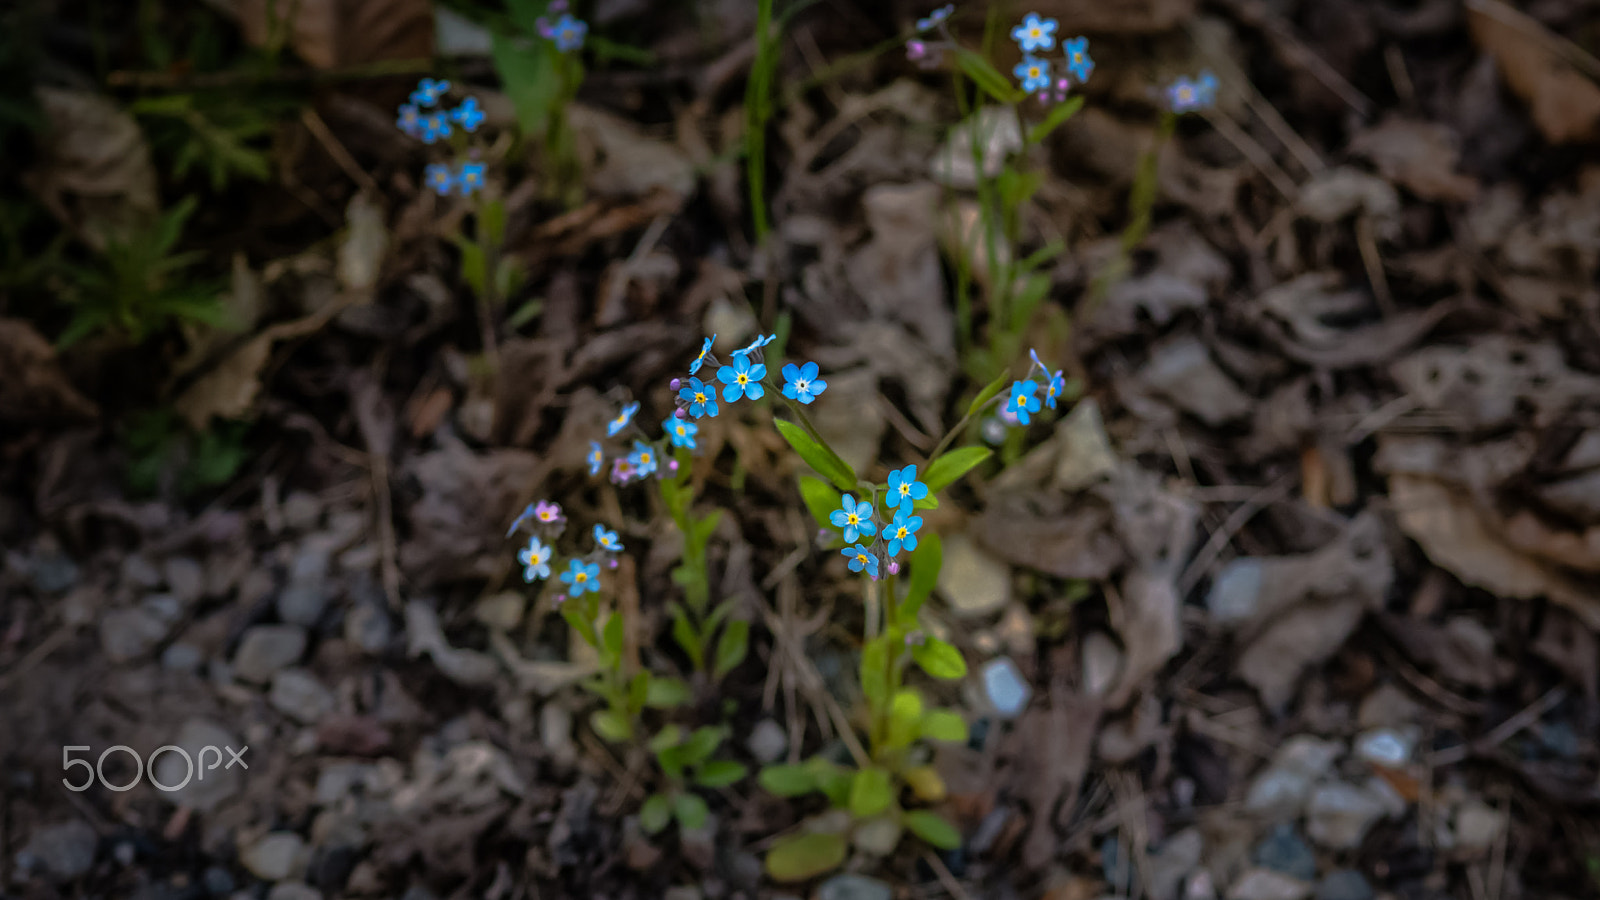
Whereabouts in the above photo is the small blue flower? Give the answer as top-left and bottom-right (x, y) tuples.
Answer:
(607, 401), (640, 437)
(690, 334), (716, 375)
(829, 494), (877, 543)
(781, 361), (827, 404)
(1011, 13), (1057, 53)
(424, 163), (455, 196)
(456, 161), (486, 196)
(588, 441), (604, 476)
(560, 558), (601, 596)
(628, 440), (659, 477)
(717, 354), (766, 403)
(1167, 71), (1218, 114)
(886, 464), (929, 509)
(594, 523), (623, 553)
(506, 503), (536, 537)
(1008, 380), (1042, 424)
(517, 536), (553, 582)
(418, 111), (452, 144)
(1063, 36), (1094, 82)
(396, 104), (423, 137)
(449, 96), (484, 132)
(665, 416), (698, 449)
(551, 13), (588, 51)
(410, 78), (450, 107)
(916, 4), (953, 31)
(842, 543), (880, 578)
(1014, 56), (1052, 93)
(679, 378), (719, 419)
(1044, 369), (1067, 409)
(886, 509), (923, 557)
(734, 333), (777, 358)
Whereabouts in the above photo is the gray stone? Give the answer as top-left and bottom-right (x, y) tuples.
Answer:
(282, 492), (323, 531)
(123, 554), (163, 589)
(818, 873), (893, 900)
(23, 820), (98, 880)
(1081, 631), (1123, 699)
(1244, 737), (1344, 821)
(266, 882), (322, 900)
(1305, 783), (1386, 850)
(30, 549), (80, 594)
(540, 702), (575, 765)
(851, 815), (902, 857)
(1053, 399), (1119, 491)
(161, 642), (204, 673)
(938, 533), (1012, 618)
(269, 669), (336, 723)
(1147, 828), (1204, 900)
(203, 866), (236, 895)
(473, 591), (525, 631)
(155, 719), (244, 811)
(1452, 799), (1507, 851)
(100, 607), (173, 662)
(241, 832), (308, 882)
(1140, 337), (1253, 426)
(745, 719), (788, 764)
(1253, 824), (1316, 881)
(344, 603), (392, 655)
(277, 583), (329, 628)
(1353, 728), (1415, 768)
(1314, 871), (1373, 900)
(980, 656), (1031, 718)
(163, 557), (205, 605)
(1227, 868), (1312, 900)
(233, 625), (307, 683)
(142, 593), (183, 625)
(1207, 558), (1264, 626)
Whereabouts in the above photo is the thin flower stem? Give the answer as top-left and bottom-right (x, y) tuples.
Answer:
(926, 391), (1007, 464)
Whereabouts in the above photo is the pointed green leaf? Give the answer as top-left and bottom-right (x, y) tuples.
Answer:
(923, 446), (992, 495)
(648, 724), (684, 755)
(765, 832), (847, 882)
(919, 709), (969, 743)
(774, 419), (857, 491)
(955, 48), (1021, 105)
(886, 688), (925, 750)
(562, 606), (598, 648)
(670, 606), (703, 669)
(1026, 95), (1085, 145)
(848, 767), (894, 818)
(967, 369), (1013, 419)
(901, 533), (942, 621)
(903, 810), (962, 850)
(673, 792), (709, 831)
(694, 760), (748, 788)
(759, 763), (816, 797)
(713, 619), (749, 679)
(860, 636), (889, 707)
(912, 637), (967, 680)
(602, 612), (625, 660)
(680, 726), (726, 767)
(799, 475), (843, 532)
(590, 708), (632, 743)
(645, 676), (692, 709)
(639, 793), (672, 834)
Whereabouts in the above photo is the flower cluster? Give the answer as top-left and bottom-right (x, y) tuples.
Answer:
(1002, 348), (1068, 427)
(672, 334), (826, 421)
(536, 0), (588, 52)
(828, 465), (928, 581)
(508, 499), (624, 605)
(905, 4), (954, 69)
(591, 399), (686, 488)
(397, 80), (488, 197)
(1165, 70), (1219, 114)
(1010, 13), (1093, 103)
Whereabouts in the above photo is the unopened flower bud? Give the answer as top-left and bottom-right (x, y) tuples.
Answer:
(670, 378), (682, 391)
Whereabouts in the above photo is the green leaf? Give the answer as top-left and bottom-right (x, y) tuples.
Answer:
(1026, 95), (1085, 145)
(799, 475), (843, 532)
(901, 533), (942, 621)
(681, 726), (727, 767)
(913, 637), (968, 680)
(911, 494), (941, 511)
(1017, 239), (1067, 274)
(765, 831), (847, 882)
(694, 760), (748, 788)
(809, 758), (854, 808)
(923, 446), (992, 495)
(919, 709), (969, 743)
(774, 419), (857, 492)
(639, 793), (672, 834)
(670, 605), (703, 669)
(860, 636), (889, 707)
(955, 48), (1021, 105)
(886, 689), (925, 750)
(848, 767), (895, 818)
(645, 676), (692, 709)
(602, 612), (625, 660)
(648, 724), (684, 755)
(628, 670), (650, 712)
(673, 792), (709, 831)
(759, 763), (816, 797)
(903, 810), (962, 850)
(967, 369), (1013, 419)
(713, 619), (749, 679)
(562, 606), (598, 648)
(490, 29), (559, 138)
(590, 708), (632, 743)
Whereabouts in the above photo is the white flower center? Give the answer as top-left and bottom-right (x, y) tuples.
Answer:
(795, 379), (808, 391)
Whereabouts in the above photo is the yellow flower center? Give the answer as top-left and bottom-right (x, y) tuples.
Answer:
(575, 572), (587, 583)
(694, 392), (707, 404)
(1016, 395), (1027, 407)
(847, 513), (859, 525)
(736, 374), (748, 385)
(856, 554), (869, 565)
(676, 425), (685, 435)
(640, 453), (651, 465)
(899, 484), (910, 495)
(897, 527), (908, 539)
(1028, 66), (1041, 78)
(1030, 26), (1040, 36)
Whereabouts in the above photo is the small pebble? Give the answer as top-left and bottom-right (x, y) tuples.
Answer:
(1314, 870), (1373, 900)
(203, 866), (236, 896)
(22, 820), (98, 880)
(241, 832), (308, 882)
(1354, 728), (1413, 768)
(1253, 824), (1316, 881)
(817, 873), (892, 900)
(745, 719), (788, 764)
(980, 657), (1031, 718)
(161, 642), (204, 673)
(233, 625), (307, 683)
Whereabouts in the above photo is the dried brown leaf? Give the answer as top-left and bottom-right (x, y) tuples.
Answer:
(25, 87), (158, 249)
(0, 318), (98, 423)
(1467, 0), (1600, 144)
(237, 0), (433, 68)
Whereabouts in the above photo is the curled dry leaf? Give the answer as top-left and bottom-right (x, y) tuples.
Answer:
(25, 87), (158, 249)
(236, 0), (433, 68)
(1349, 116), (1479, 203)
(0, 318), (99, 424)
(1466, 0), (1600, 144)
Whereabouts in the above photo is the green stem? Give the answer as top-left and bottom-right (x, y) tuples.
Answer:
(925, 391), (1007, 464)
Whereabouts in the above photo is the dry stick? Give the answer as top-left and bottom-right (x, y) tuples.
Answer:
(1203, 107), (1300, 200)
(300, 108), (382, 198)
(1216, 0), (1373, 116)
(1176, 473), (1298, 596)
(1356, 215), (1396, 316)
(1429, 685), (1568, 767)
(922, 851), (975, 900)
(1466, 0), (1600, 80)
(0, 622), (77, 694)
(1181, 21), (1325, 176)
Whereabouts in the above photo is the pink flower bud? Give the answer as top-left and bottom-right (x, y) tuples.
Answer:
(670, 378), (682, 391)
(674, 408), (687, 419)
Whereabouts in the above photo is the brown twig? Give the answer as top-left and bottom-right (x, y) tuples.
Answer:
(300, 108), (381, 197)
(1177, 473), (1298, 596)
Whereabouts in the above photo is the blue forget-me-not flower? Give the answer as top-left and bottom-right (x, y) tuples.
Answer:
(781, 362), (827, 404)
(1167, 71), (1218, 113)
(588, 441), (605, 476)
(843, 544), (880, 578)
(679, 377), (718, 419)
(425, 163), (454, 196)
(1015, 56), (1051, 93)
(690, 334), (716, 374)
(1064, 36), (1094, 82)
(1008, 380), (1042, 424)
(628, 440), (658, 477)
(560, 558), (600, 596)
(917, 4), (953, 31)
(607, 401), (640, 437)
(1012, 13), (1057, 52)
(410, 78), (450, 107)
(517, 536), (553, 582)
(887, 464), (929, 509)
(886, 510), (923, 556)
(456, 161), (486, 196)
(830, 494), (876, 543)
(735, 333), (777, 358)
(551, 13), (588, 51)
(593, 524), (623, 553)
(665, 416), (698, 449)
(449, 96), (484, 132)
(717, 355), (766, 402)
